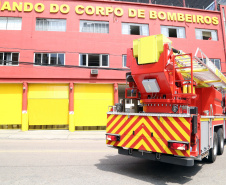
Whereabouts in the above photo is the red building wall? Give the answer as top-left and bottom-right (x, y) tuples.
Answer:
(0, 0), (225, 82)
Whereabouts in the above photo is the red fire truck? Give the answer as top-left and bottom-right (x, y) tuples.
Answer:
(106, 34), (226, 166)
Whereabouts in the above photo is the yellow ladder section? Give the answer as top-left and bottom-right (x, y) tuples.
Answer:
(174, 48), (226, 90)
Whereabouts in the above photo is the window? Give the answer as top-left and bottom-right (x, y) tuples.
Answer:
(0, 17), (22, 30)
(123, 55), (127, 67)
(36, 18), (66, 31)
(122, 23), (149, 36)
(34, 53), (65, 65)
(161, 26), (185, 38)
(79, 54), (109, 67)
(80, 20), (109, 33)
(195, 29), (218, 41)
(0, 52), (19, 66)
(201, 58), (221, 70)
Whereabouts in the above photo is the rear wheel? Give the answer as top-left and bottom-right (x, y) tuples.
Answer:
(217, 128), (224, 155)
(207, 132), (218, 163)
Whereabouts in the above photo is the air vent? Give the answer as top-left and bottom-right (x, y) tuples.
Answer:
(91, 69), (98, 75)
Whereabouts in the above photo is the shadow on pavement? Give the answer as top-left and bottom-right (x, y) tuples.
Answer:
(95, 154), (205, 185)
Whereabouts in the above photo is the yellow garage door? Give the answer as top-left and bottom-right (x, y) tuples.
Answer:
(28, 84), (69, 125)
(74, 84), (114, 126)
(0, 84), (23, 125)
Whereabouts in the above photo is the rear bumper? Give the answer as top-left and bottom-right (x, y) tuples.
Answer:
(118, 148), (194, 166)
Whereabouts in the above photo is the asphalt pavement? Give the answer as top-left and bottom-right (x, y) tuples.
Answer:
(0, 130), (106, 140)
(1, 130), (226, 185)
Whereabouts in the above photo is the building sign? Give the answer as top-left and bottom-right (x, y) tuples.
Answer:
(0, 1), (219, 25)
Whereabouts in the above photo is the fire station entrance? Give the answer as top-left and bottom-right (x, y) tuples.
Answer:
(28, 84), (69, 126)
(0, 84), (22, 125)
(74, 84), (114, 127)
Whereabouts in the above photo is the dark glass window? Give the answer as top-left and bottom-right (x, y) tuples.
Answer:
(169, 28), (177, 38)
(102, 55), (108, 66)
(79, 54), (109, 67)
(130, 25), (140, 35)
(58, 54), (64, 65)
(34, 53), (65, 65)
(50, 54), (57, 65)
(80, 54), (87, 66)
(0, 52), (19, 66)
(88, 54), (99, 67)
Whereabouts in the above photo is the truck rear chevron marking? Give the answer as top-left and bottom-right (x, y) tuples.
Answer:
(106, 115), (190, 157)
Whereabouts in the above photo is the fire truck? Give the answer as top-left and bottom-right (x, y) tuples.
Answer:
(106, 34), (226, 166)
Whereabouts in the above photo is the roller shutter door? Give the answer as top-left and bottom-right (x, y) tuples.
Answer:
(28, 84), (69, 125)
(74, 84), (114, 126)
(0, 84), (22, 125)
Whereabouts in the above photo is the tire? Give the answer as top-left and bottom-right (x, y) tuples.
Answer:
(217, 128), (224, 155)
(207, 132), (218, 163)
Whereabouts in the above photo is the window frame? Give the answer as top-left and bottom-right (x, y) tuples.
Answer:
(195, 28), (218, 41)
(80, 20), (109, 33)
(200, 58), (221, 70)
(160, 25), (186, 38)
(0, 17), (22, 30)
(0, 51), (20, 66)
(34, 53), (65, 66)
(35, 18), (67, 32)
(122, 55), (127, 68)
(121, 22), (149, 36)
(211, 59), (221, 70)
(0, 52), (19, 66)
(79, 53), (109, 67)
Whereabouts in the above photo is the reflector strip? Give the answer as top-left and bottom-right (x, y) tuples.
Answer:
(106, 114), (191, 157)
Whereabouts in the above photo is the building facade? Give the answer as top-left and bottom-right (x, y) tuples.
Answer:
(0, 0), (226, 131)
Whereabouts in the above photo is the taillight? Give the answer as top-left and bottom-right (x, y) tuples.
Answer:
(106, 134), (120, 141)
(168, 141), (189, 151)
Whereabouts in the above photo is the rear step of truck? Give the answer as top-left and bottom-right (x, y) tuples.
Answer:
(118, 148), (194, 166)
